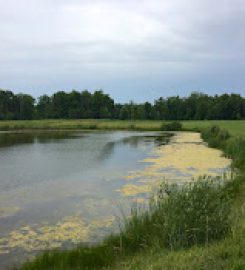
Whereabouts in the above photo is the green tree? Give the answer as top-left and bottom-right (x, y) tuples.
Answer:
(16, 94), (35, 120)
(37, 95), (52, 119)
(92, 90), (114, 118)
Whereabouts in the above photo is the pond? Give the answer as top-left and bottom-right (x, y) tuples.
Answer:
(0, 131), (231, 269)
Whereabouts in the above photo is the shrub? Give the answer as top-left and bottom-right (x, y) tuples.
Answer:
(161, 121), (182, 131)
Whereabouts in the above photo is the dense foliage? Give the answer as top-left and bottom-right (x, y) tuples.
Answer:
(0, 90), (35, 120)
(0, 89), (244, 120)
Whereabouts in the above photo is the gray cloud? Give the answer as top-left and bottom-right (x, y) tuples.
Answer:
(0, 0), (244, 101)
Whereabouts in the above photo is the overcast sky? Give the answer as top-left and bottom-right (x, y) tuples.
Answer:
(0, 0), (244, 102)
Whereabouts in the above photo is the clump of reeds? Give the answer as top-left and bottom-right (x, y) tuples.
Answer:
(107, 177), (232, 254)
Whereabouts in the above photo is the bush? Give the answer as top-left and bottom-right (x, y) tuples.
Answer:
(161, 121), (182, 131)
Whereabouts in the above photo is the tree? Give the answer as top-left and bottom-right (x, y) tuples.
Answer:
(16, 94), (35, 120)
(52, 91), (69, 118)
(37, 95), (52, 119)
(0, 89), (244, 120)
(154, 98), (169, 120)
(80, 90), (93, 118)
(92, 90), (114, 118)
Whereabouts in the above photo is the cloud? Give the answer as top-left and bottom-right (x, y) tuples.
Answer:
(0, 0), (244, 101)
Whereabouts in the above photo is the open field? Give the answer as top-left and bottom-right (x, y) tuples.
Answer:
(182, 120), (245, 137)
(0, 119), (244, 137)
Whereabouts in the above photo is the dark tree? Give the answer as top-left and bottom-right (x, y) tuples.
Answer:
(16, 94), (35, 120)
(0, 89), (244, 120)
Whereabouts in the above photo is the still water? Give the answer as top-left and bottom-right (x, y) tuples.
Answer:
(0, 130), (171, 268)
(0, 130), (231, 269)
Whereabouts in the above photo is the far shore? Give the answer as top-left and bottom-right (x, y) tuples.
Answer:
(0, 119), (244, 136)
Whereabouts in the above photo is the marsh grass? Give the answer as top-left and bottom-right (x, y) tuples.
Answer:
(110, 177), (231, 253)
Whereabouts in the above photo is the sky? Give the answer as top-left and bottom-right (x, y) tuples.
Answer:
(0, 0), (244, 102)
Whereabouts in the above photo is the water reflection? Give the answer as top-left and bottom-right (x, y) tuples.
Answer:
(0, 132), (35, 148)
(0, 131), (84, 148)
(99, 133), (171, 159)
(114, 133), (171, 148)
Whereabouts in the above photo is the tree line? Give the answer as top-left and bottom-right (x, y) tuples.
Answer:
(0, 89), (244, 120)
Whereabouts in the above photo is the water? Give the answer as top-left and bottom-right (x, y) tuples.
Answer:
(0, 131), (231, 269)
(0, 130), (171, 269)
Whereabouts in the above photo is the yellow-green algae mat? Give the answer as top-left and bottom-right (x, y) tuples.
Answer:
(0, 215), (115, 254)
(118, 132), (231, 197)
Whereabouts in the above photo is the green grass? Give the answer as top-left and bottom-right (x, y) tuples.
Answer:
(0, 119), (163, 131)
(110, 228), (245, 270)
(182, 120), (245, 137)
(0, 119), (244, 136)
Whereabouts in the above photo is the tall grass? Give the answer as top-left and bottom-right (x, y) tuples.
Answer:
(109, 177), (231, 253)
(201, 125), (230, 148)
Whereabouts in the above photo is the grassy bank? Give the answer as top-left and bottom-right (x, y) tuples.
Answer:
(109, 125), (245, 270)
(14, 124), (245, 270)
(109, 126), (245, 270)
(0, 119), (244, 136)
